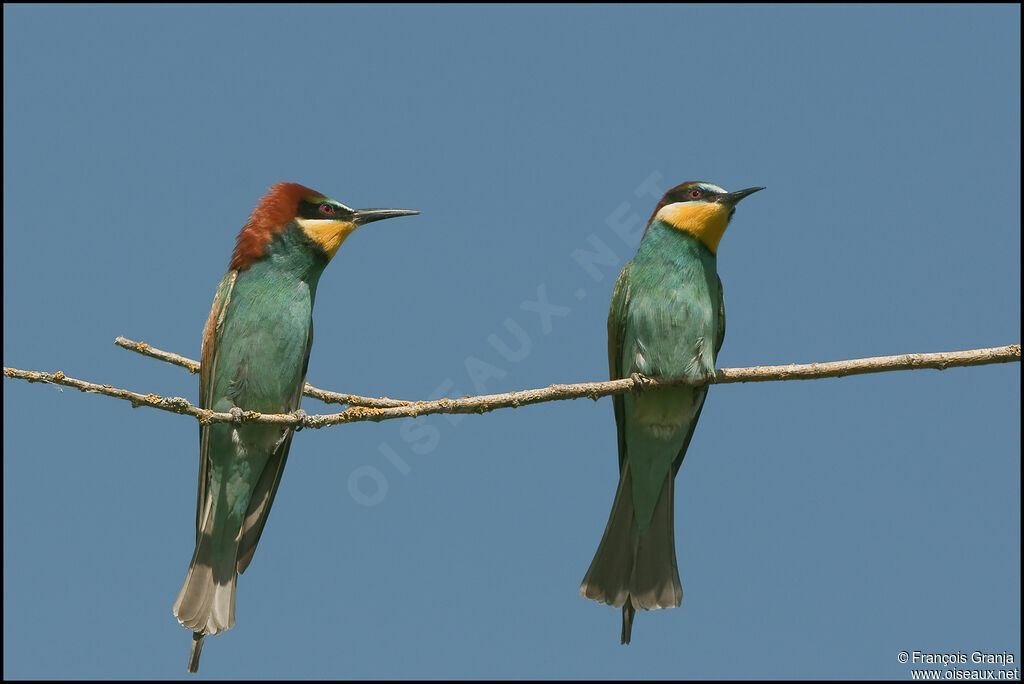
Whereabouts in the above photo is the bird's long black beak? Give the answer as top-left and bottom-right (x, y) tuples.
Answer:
(717, 187), (765, 205)
(353, 208), (420, 226)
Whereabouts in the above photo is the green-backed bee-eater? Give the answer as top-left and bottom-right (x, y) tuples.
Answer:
(173, 182), (417, 672)
(580, 181), (763, 643)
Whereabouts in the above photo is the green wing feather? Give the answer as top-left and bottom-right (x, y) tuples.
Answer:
(196, 271), (237, 540)
(715, 275), (725, 357)
(607, 261), (633, 473)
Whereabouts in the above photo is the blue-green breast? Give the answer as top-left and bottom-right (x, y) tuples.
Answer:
(211, 222), (329, 415)
(622, 219), (721, 382)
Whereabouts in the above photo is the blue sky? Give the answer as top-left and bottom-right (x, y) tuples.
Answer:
(3, 4), (1019, 679)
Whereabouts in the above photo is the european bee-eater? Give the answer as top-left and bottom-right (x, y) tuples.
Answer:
(580, 181), (763, 643)
(173, 182), (417, 672)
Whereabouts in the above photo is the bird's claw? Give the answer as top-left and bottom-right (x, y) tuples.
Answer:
(292, 409), (308, 431)
(229, 407), (245, 424)
(630, 372), (654, 393)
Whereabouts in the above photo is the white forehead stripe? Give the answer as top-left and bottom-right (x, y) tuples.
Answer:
(695, 183), (727, 194)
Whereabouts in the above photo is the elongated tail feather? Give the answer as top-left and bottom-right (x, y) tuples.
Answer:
(187, 633), (205, 673)
(621, 603), (636, 645)
(580, 464), (682, 643)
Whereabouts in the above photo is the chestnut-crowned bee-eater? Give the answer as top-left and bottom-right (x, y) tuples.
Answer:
(173, 182), (418, 671)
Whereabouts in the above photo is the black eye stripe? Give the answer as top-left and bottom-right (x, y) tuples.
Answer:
(297, 200), (354, 221)
(668, 186), (720, 203)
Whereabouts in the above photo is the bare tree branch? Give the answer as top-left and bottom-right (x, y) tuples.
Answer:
(114, 336), (412, 409)
(113, 337), (200, 373)
(5, 344), (1019, 429)
(4, 367), (222, 423)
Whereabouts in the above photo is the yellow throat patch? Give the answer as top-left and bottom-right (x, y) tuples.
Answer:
(655, 202), (731, 253)
(296, 217), (357, 259)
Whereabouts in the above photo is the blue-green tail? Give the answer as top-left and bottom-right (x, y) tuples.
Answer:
(579, 463), (682, 643)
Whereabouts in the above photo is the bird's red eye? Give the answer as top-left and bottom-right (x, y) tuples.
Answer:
(319, 203), (334, 215)
(689, 189), (702, 199)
